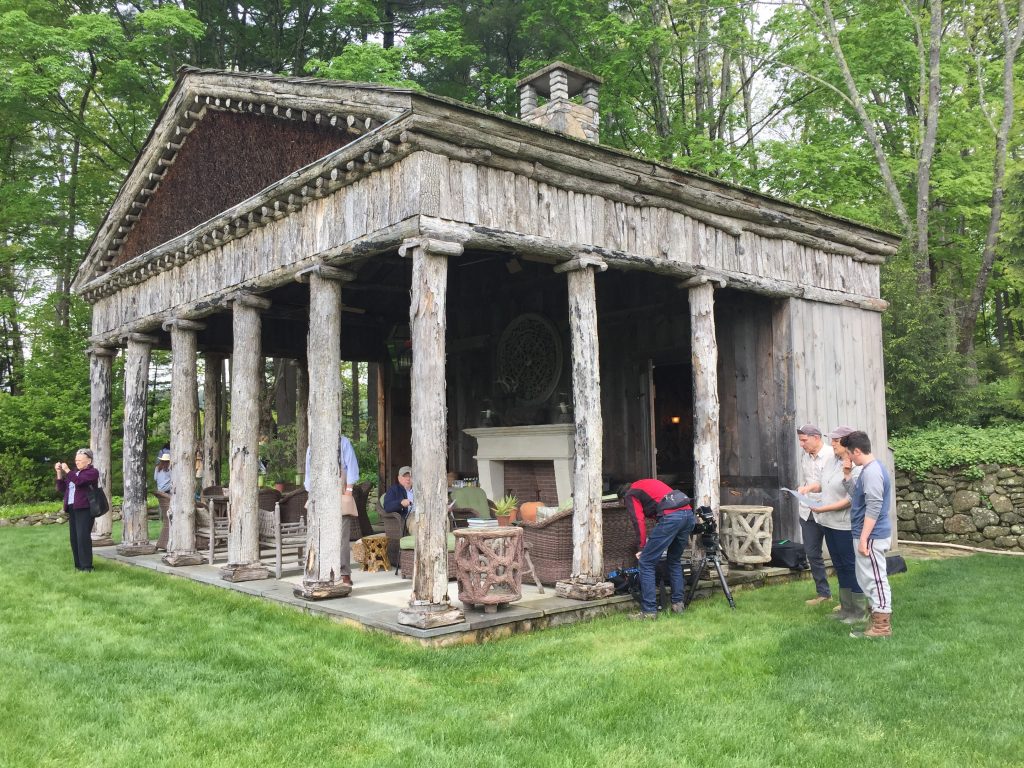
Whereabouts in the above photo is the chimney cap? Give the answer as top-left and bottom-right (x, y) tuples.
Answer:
(517, 61), (602, 97)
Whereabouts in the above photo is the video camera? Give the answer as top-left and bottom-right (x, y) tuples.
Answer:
(692, 507), (716, 536)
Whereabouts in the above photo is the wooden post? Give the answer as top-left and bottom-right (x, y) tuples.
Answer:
(162, 318), (205, 567)
(294, 360), (308, 484)
(554, 257), (613, 600)
(88, 345), (117, 547)
(397, 238), (465, 629)
(295, 266), (354, 600)
(222, 293), (272, 582)
(117, 333), (158, 556)
(687, 278), (722, 512)
(202, 353), (223, 489)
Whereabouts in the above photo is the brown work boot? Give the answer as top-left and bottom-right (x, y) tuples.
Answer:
(805, 595), (832, 606)
(670, 602), (685, 614)
(851, 611), (892, 638)
(863, 611), (892, 638)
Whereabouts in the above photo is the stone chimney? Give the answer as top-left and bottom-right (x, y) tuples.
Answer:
(517, 62), (602, 142)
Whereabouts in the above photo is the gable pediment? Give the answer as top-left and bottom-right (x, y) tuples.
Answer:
(75, 69), (413, 291)
(113, 110), (354, 267)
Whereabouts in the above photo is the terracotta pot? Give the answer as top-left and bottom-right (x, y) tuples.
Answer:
(496, 514), (512, 527)
(519, 501), (542, 524)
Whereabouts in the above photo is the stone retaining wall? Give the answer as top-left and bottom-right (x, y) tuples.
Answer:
(0, 508), (123, 527)
(896, 465), (1024, 552)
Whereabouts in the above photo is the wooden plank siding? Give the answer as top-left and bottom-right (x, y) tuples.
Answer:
(90, 148), (883, 341)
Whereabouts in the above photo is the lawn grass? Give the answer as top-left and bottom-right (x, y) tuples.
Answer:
(1, 522), (1022, 768)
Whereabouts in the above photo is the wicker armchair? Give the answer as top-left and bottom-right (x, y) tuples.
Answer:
(518, 504), (638, 585)
(377, 494), (406, 569)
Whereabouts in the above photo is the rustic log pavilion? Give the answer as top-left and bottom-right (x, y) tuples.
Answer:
(74, 63), (900, 628)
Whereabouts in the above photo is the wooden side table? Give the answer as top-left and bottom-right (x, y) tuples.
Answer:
(361, 533), (391, 573)
(453, 527), (523, 613)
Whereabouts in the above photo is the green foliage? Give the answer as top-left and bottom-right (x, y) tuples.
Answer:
(260, 423), (298, 483)
(306, 42), (419, 88)
(351, 438), (378, 489)
(891, 423), (1024, 475)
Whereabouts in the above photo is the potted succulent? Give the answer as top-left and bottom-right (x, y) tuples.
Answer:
(493, 494), (518, 526)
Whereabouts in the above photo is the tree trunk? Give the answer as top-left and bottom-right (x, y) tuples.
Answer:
(163, 320), (205, 566)
(224, 295), (271, 581)
(297, 270), (349, 600)
(295, 361), (308, 482)
(203, 353), (223, 488)
(558, 258), (607, 586)
(350, 361), (361, 441)
(89, 346), (116, 546)
(816, 0), (913, 239)
(914, 0), (943, 293)
(959, 0), (1024, 356)
(118, 334), (158, 556)
(689, 280), (720, 511)
(398, 238), (465, 629)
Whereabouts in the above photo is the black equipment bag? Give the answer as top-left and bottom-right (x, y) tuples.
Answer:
(87, 486), (110, 518)
(886, 554), (908, 575)
(770, 539), (809, 570)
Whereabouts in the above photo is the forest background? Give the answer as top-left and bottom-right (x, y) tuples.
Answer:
(1, 0), (1022, 503)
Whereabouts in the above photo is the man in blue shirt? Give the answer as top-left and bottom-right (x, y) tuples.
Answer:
(841, 430), (893, 638)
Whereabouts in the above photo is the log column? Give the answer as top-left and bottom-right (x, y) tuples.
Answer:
(88, 345), (118, 547)
(295, 265), (354, 601)
(117, 333), (159, 556)
(397, 238), (465, 629)
(223, 293), (272, 582)
(202, 353), (224, 489)
(554, 257), (613, 600)
(686, 278), (722, 511)
(162, 318), (205, 567)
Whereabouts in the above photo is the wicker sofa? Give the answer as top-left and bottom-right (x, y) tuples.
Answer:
(518, 503), (638, 586)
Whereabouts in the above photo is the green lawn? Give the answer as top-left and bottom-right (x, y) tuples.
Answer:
(1, 523), (1021, 768)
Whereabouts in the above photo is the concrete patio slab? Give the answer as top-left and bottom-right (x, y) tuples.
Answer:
(95, 544), (818, 646)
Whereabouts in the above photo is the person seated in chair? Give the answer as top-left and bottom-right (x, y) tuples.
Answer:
(383, 466), (414, 521)
(621, 479), (695, 621)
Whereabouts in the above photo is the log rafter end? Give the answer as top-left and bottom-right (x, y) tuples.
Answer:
(554, 255), (608, 274)
(397, 238), (465, 259)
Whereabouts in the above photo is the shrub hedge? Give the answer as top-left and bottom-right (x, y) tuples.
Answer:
(889, 423), (1024, 475)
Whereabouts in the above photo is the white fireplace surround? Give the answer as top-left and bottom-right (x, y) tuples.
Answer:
(464, 424), (576, 503)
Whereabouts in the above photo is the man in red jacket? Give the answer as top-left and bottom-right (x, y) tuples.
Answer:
(622, 478), (695, 620)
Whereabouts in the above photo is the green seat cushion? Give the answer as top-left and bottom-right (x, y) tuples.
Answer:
(399, 532), (456, 551)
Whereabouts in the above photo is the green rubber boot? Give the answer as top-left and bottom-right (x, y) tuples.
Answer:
(828, 588), (854, 621)
(839, 592), (869, 625)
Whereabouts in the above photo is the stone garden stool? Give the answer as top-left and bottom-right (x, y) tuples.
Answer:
(361, 533), (390, 573)
(453, 527), (523, 613)
(719, 505), (773, 565)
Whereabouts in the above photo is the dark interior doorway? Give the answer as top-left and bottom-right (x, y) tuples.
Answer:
(652, 362), (694, 491)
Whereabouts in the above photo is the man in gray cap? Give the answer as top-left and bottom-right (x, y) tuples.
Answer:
(796, 424), (833, 605)
(383, 466), (414, 521)
(807, 426), (867, 622)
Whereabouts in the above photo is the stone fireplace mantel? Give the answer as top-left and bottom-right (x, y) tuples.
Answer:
(464, 424), (575, 503)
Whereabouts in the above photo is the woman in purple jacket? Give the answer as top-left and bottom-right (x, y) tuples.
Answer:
(55, 449), (99, 572)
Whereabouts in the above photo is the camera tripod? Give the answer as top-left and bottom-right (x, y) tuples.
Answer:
(684, 537), (736, 610)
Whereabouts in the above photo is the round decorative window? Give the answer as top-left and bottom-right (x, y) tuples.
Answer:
(496, 313), (563, 405)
